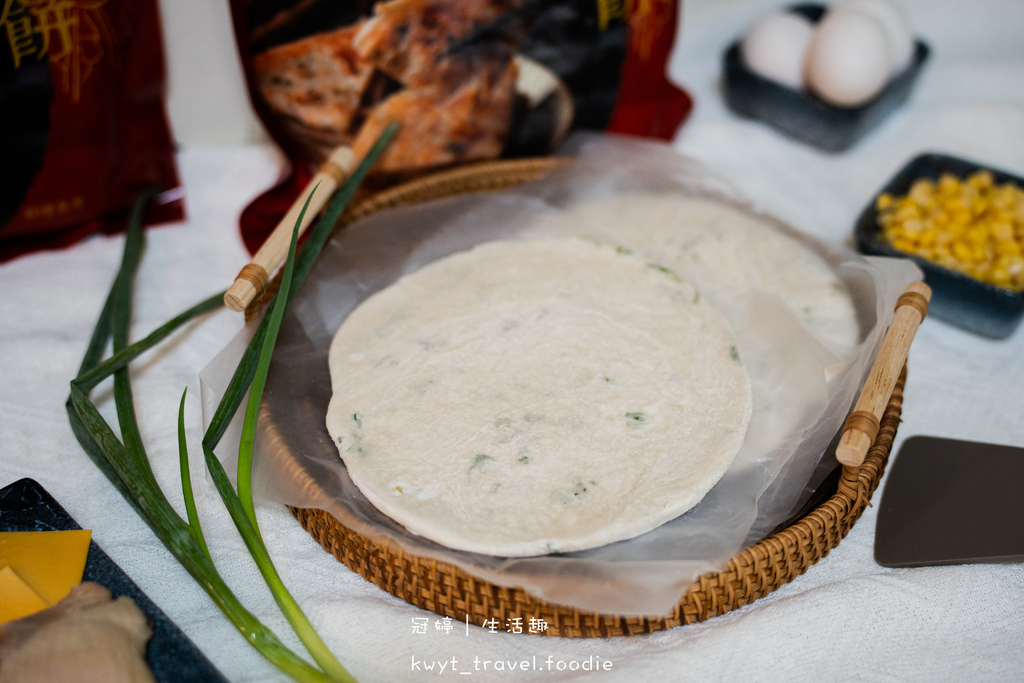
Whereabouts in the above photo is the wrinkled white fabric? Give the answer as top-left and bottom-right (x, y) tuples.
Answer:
(1, 0), (1023, 680)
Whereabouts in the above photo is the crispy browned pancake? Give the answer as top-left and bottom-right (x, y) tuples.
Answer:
(252, 0), (528, 173)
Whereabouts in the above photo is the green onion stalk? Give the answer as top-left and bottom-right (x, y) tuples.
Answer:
(67, 123), (397, 683)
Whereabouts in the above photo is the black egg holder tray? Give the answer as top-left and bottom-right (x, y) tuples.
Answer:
(722, 3), (930, 152)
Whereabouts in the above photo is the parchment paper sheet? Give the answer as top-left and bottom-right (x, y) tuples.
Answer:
(201, 134), (921, 616)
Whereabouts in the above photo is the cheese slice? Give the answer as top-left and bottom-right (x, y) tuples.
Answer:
(0, 565), (51, 624)
(0, 530), (92, 605)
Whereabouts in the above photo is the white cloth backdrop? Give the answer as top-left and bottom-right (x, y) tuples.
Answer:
(1, 0), (1022, 680)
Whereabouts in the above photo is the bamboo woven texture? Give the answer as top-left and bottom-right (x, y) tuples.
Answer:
(291, 369), (903, 637)
(254, 157), (908, 637)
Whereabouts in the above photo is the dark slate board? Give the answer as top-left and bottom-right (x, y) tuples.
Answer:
(0, 478), (227, 683)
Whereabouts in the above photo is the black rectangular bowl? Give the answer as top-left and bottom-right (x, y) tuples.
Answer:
(853, 153), (1024, 339)
(0, 478), (227, 682)
(722, 4), (930, 152)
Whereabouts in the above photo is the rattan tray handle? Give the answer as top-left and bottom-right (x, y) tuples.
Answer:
(836, 280), (931, 467)
(224, 146), (356, 312)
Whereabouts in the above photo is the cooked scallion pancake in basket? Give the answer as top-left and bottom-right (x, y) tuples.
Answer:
(326, 237), (753, 556)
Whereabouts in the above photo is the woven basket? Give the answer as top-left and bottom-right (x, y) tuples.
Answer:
(255, 157), (907, 637)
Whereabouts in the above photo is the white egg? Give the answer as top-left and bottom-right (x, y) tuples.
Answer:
(833, 0), (915, 74)
(740, 11), (816, 90)
(805, 10), (892, 107)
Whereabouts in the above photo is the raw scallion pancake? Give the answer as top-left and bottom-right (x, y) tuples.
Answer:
(528, 193), (860, 361)
(326, 237), (753, 556)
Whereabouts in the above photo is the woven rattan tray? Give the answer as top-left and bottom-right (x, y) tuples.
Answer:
(254, 157), (909, 638)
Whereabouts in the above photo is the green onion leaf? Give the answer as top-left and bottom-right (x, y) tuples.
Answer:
(233, 186), (354, 681)
(178, 388), (211, 561)
(65, 116), (397, 683)
(68, 193), (340, 682)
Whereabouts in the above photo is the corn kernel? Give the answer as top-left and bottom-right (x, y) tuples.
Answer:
(902, 219), (924, 235)
(875, 169), (1024, 291)
(918, 228), (938, 248)
(963, 226), (985, 244)
(991, 222), (1013, 242)
(946, 217), (969, 235)
(938, 174), (960, 193)
(895, 205), (920, 223)
(996, 240), (1020, 259)
(947, 197), (969, 214)
(909, 180), (933, 205)
(969, 170), (994, 189)
(951, 242), (972, 262)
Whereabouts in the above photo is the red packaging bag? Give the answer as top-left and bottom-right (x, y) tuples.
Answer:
(0, 0), (182, 263)
(230, 0), (692, 254)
